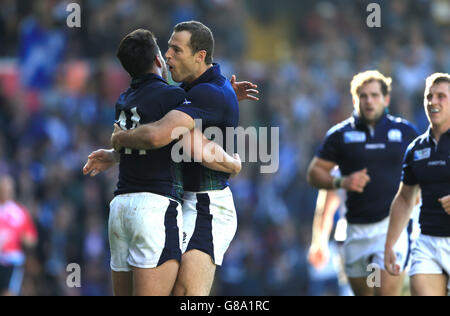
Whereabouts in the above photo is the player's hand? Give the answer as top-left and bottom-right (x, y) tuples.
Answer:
(83, 149), (117, 177)
(111, 123), (124, 151)
(384, 246), (400, 276)
(231, 75), (259, 102)
(308, 243), (330, 270)
(438, 195), (450, 215)
(231, 153), (242, 177)
(341, 168), (370, 193)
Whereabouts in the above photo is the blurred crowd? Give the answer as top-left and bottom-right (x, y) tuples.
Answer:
(0, 0), (449, 295)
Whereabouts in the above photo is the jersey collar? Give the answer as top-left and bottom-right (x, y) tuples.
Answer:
(181, 63), (221, 91)
(424, 126), (450, 144)
(352, 111), (389, 131)
(131, 73), (167, 89)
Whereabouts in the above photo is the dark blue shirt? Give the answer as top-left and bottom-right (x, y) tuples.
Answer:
(114, 73), (185, 201)
(402, 127), (450, 237)
(176, 64), (239, 192)
(318, 113), (418, 224)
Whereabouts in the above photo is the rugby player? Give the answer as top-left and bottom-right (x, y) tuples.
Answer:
(385, 73), (450, 296)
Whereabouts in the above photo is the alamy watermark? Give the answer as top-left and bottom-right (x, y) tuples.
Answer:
(366, 263), (381, 288)
(366, 3), (381, 28)
(66, 263), (81, 288)
(66, 3), (81, 28)
(169, 119), (280, 174)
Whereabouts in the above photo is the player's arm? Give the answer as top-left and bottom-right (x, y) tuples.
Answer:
(83, 149), (120, 177)
(307, 157), (370, 192)
(306, 157), (337, 189)
(182, 128), (241, 176)
(308, 189), (342, 269)
(230, 75), (259, 101)
(111, 110), (195, 151)
(438, 194), (450, 216)
(384, 182), (420, 275)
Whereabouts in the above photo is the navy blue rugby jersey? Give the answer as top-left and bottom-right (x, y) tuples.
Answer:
(402, 128), (450, 237)
(175, 64), (239, 192)
(318, 113), (418, 224)
(114, 73), (185, 201)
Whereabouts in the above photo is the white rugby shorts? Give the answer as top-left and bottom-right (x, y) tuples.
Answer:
(344, 216), (412, 278)
(109, 192), (182, 272)
(409, 234), (450, 291)
(182, 186), (237, 266)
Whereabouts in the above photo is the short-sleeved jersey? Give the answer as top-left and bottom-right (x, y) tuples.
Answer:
(318, 113), (418, 224)
(402, 128), (450, 237)
(0, 201), (37, 266)
(175, 64), (239, 192)
(114, 74), (185, 202)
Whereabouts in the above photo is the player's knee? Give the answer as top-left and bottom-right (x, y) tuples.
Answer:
(172, 280), (187, 296)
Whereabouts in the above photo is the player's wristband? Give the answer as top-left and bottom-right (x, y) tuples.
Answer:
(332, 176), (343, 189)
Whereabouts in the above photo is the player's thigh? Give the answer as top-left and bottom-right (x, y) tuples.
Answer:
(374, 270), (405, 296)
(133, 259), (180, 296)
(410, 274), (448, 296)
(111, 271), (133, 296)
(348, 277), (374, 296)
(174, 249), (216, 296)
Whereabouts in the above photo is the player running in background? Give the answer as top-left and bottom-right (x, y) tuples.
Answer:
(306, 70), (419, 296)
(110, 21), (253, 296)
(385, 73), (450, 296)
(83, 29), (244, 296)
(308, 169), (346, 271)
(0, 175), (37, 296)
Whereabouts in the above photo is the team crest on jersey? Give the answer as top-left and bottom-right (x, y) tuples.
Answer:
(344, 131), (366, 143)
(182, 99), (192, 105)
(388, 129), (402, 142)
(414, 148), (431, 161)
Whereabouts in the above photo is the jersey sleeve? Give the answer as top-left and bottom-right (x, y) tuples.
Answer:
(401, 142), (418, 185)
(175, 84), (223, 126)
(317, 128), (341, 163)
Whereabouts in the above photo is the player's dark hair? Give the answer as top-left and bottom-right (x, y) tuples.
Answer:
(116, 29), (159, 78)
(174, 21), (214, 65)
(431, 76), (450, 87)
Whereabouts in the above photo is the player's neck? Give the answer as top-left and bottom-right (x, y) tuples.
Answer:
(188, 64), (213, 84)
(431, 123), (450, 142)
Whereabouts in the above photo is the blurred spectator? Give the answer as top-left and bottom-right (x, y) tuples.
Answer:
(0, 175), (37, 296)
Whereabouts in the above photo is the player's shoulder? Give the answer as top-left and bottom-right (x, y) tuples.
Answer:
(405, 132), (429, 153)
(325, 117), (355, 137)
(386, 114), (417, 131)
(156, 84), (186, 100)
(188, 82), (222, 97)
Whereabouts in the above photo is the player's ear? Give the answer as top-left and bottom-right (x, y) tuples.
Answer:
(155, 55), (163, 68)
(384, 95), (391, 107)
(196, 50), (207, 64)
